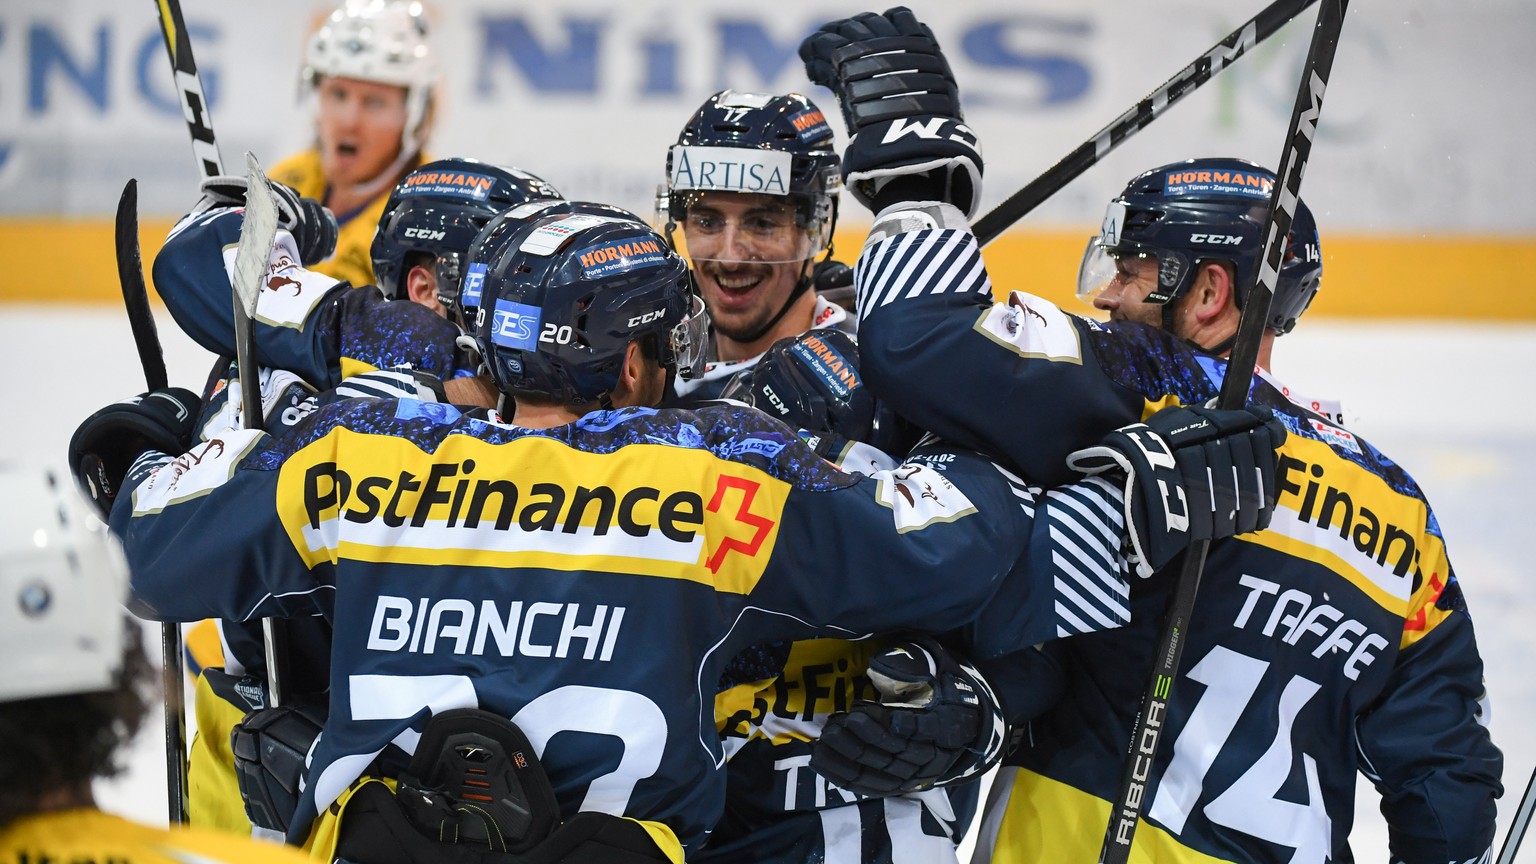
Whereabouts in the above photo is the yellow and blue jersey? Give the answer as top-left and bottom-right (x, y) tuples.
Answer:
(850, 205), (1503, 863)
(110, 397), (1141, 854)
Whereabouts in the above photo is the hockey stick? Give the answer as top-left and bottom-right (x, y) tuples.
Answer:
(1097, 2), (1350, 862)
(152, 0), (223, 180)
(973, 0), (1317, 245)
(1497, 762), (1536, 864)
(232, 152), (292, 709)
(116, 179), (190, 826)
(815, 0), (1318, 304)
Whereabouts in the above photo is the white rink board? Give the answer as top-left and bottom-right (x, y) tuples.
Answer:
(2, 304), (1533, 859)
(2, 0), (1535, 234)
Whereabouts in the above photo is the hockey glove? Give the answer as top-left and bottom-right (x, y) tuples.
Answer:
(196, 175), (339, 266)
(811, 635), (1007, 796)
(231, 699), (327, 834)
(1067, 403), (1286, 578)
(800, 7), (982, 216)
(68, 387), (201, 520)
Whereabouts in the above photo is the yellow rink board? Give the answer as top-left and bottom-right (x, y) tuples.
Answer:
(3, 217), (1534, 321)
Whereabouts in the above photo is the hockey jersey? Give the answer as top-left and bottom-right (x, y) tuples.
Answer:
(851, 204), (1503, 863)
(0, 808), (314, 863)
(269, 149), (422, 289)
(674, 295), (856, 403)
(111, 398), (1140, 854)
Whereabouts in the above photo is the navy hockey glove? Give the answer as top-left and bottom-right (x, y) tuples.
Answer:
(811, 635), (1006, 796)
(1067, 404), (1286, 578)
(68, 387), (200, 520)
(231, 699), (326, 834)
(196, 175), (339, 266)
(800, 7), (982, 216)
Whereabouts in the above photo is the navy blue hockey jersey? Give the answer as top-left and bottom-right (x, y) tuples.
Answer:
(851, 204), (1502, 863)
(111, 398), (1136, 854)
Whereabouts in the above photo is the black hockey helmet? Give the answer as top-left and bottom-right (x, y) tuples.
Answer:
(1078, 157), (1323, 335)
(660, 89), (842, 257)
(720, 329), (915, 455)
(372, 157), (563, 322)
(470, 208), (708, 407)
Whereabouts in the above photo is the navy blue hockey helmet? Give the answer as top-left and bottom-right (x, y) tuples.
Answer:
(470, 208), (708, 406)
(372, 157), (563, 320)
(660, 89), (842, 258)
(1078, 158), (1323, 335)
(720, 329), (916, 456)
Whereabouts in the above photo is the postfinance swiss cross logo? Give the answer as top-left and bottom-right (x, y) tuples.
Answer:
(704, 475), (776, 574)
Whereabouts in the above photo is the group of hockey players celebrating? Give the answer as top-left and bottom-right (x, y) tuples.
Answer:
(0, 2), (1504, 863)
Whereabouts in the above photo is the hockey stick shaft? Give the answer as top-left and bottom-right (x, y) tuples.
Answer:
(152, 0), (223, 181)
(233, 152), (291, 709)
(1497, 762), (1536, 864)
(971, 0), (1317, 246)
(117, 179), (189, 826)
(1097, 2), (1350, 861)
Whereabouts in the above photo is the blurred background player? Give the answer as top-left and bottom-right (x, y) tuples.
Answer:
(660, 89), (852, 401)
(0, 466), (310, 862)
(272, 0), (439, 287)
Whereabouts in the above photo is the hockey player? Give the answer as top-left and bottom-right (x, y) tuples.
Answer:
(70, 208), (1283, 860)
(272, 0), (439, 286)
(661, 89), (854, 401)
(0, 466), (312, 863)
(800, 10), (1504, 862)
(150, 157), (562, 835)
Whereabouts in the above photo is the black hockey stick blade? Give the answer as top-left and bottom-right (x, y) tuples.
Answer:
(116, 178), (189, 824)
(972, 0), (1317, 246)
(152, 0), (223, 180)
(1497, 761), (1536, 864)
(1098, 2), (1350, 862)
(116, 180), (168, 391)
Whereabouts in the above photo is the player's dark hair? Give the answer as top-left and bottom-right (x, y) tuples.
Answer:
(0, 618), (152, 829)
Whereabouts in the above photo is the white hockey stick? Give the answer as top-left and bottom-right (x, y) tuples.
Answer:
(231, 152), (290, 708)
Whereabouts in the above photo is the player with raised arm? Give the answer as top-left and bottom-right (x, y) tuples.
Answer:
(661, 90), (854, 402)
(0, 467), (313, 863)
(800, 10), (1503, 862)
(70, 206), (1281, 860)
(272, 0), (439, 287)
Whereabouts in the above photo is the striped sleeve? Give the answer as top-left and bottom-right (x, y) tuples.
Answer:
(856, 228), (993, 322)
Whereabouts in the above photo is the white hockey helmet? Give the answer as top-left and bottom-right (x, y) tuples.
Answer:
(304, 0), (439, 160)
(0, 466), (131, 703)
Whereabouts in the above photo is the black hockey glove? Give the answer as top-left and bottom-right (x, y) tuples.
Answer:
(812, 259), (855, 311)
(811, 635), (1007, 796)
(800, 7), (982, 216)
(67, 387), (201, 520)
(196, 175), (339, 266)
(231, 698), (327, 834)
(1067, 403), (1286, 578)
